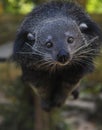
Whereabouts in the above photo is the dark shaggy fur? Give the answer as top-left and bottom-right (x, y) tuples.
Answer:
(13, 1), (102, 111)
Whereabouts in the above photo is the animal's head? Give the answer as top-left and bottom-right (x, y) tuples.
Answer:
(14, 1), (102, 72)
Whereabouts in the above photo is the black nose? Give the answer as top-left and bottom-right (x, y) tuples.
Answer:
(57, 50), (70, 64)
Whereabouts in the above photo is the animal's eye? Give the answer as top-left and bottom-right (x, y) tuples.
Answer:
(67, 37), (74, 44)
(46, 42), (53, 48)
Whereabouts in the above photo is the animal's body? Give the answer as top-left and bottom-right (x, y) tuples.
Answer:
(14, 1), (102, 111)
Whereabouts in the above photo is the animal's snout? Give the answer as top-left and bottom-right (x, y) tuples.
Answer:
(57, 49), (70, 64)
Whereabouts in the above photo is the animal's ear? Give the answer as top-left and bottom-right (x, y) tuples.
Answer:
(27, 33), (35, 41)
(79, 19), (102, 39)
(79, 18), (102, 48)
(13, 31), (27, 54)
(26, 33), (35, 46)
(13, 31), (35, 54)
(13, 31), (26, 54)
(79, 23), (88, 32)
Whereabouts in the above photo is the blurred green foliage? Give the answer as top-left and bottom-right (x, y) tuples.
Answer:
(87, 0), (102, 14)
(1, 0), (35, 14)
(0, 63), (34, 130)
(0, 0), (102, 14)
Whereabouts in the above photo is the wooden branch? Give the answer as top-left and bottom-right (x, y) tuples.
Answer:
(34, 94), (43, 130)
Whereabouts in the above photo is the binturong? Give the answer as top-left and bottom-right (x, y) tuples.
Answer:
(13, 0), (102, 111)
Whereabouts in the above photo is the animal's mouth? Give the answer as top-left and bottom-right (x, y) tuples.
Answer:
(55, 59), (71, 66)
(53, 54), (72, 68)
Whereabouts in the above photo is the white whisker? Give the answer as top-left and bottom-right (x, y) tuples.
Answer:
(71, 36), (99, 55)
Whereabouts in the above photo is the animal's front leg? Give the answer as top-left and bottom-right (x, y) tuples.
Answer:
(52, 83), (73, 107)
(53, 82), (80, 107)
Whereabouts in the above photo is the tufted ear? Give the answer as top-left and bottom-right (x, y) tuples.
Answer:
(13, 31), (27, 54)
(27, 33), (35, 41)
(13, 31), (35, 55)
(79, 23), (88, 31)
(79, 18), (102, 48)
(79, 19), (102, 39)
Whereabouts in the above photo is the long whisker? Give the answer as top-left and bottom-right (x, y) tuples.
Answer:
(71, 57), (93, 71)
(25, 42), (46, 55)
(16, 51), (44, 57)
(71, 36), (99, 55)
(50, 62), (57, 73)
(25, 42), (47, 54)
(36, 58), (58, 73)
(36, 60), (54, 70)
(75, 48), (100, 57)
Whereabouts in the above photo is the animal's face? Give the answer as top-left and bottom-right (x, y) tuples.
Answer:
(16, 18), (99, 72)
(35, 19), (85, 66)
(14, 17), (100, 72)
